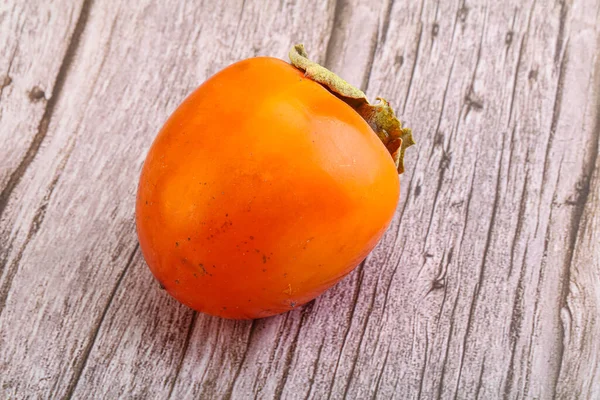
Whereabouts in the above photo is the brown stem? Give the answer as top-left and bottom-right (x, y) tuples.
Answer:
(289, 44), (415, 174)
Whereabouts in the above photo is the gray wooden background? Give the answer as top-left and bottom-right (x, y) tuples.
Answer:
(1, 0), (599, 399)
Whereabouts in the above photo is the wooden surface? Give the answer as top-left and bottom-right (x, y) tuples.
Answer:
(1, 0), (599, 398)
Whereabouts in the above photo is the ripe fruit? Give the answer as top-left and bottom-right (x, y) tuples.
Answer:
(136, 45), (413, 319)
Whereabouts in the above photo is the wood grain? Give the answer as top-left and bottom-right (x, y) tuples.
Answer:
(0, 0), (85, 201)
(0, 0), (86, 316)
(1, 0), (599, 399)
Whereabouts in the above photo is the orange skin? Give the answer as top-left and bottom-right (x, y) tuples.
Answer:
(136, 57), (399, 319)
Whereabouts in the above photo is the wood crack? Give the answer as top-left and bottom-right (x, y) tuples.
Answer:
(273, 306), (311, 399)
(547, 41), (569, 178)
(554, 0), (569, 67)
(402, 22), (423, 114)
(224, 320), (256, 399)
(379, 0), (396, 46)
(430, 56), (456, 159)
(230, 0), (247, 51)
(505, 125), (518, 193)
(504, 246), (529, 399)
(64, 243), (138, 399)
(436, 292), (460, 400)
(324, 0), (345, 69)
(474, 357), (486, 399)
(197, 320), (222, 393)
(394, 141), (422, 234)
(0, 139), (75, 317)
(456, 153), (479, 261)
(463, 2), (487, 120)
(537, 40), (569, 236)
(379, 252), (401, 318)
(416, 328), (429, 400)
(361, 16), (381, 93)
(370, 347), (390, 400)
(423, 56), (457, 242)
(454, 135), (505, 396)
(304, 337), (325, 400)
(450, 0), (468, 47)
(341, 271), (381, 399)
(166, 311), (198, 399)
(507, 0), (536, 126)
(424, 145), (451, 242)
(325, 261), (366, 400)
(553, 42), (600, 396)
(508, 172), (529, 277)
(523, 183), (556, 399)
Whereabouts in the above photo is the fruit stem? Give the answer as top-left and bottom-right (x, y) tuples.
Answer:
(289, 44), (415, 174)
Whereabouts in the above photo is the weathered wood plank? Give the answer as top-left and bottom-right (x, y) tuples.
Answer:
(0, 0), (86, 315)
(0, 0), (599, 399)
(554, 25), (600, 399)
(358, 0), (600, 398)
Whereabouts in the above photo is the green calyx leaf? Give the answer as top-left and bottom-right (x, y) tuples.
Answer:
(289, 44), (415, 174)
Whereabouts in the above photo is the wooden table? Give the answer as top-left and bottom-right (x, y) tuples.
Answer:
(1, 0), (599, 398)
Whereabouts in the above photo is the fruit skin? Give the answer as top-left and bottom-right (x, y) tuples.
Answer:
(136, 57), (400, 319)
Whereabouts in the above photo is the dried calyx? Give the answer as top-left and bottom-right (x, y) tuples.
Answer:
(289, 44), (415, 174)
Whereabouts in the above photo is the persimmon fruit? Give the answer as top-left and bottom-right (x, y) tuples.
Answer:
(136, 45), (414, 319)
